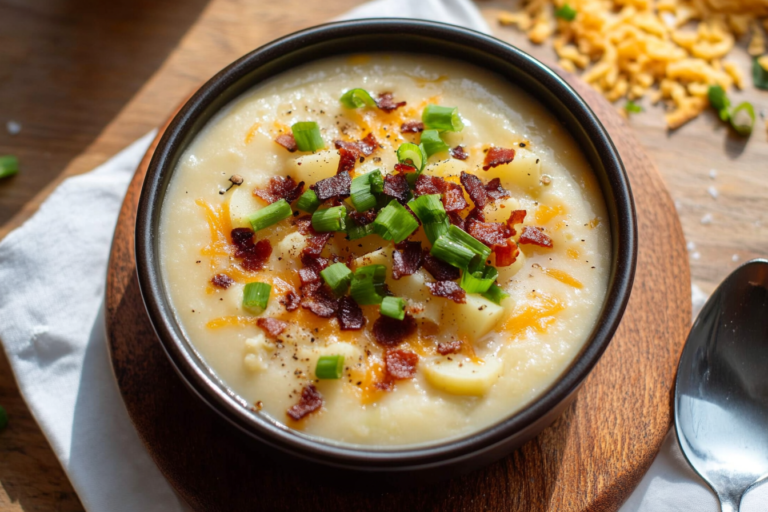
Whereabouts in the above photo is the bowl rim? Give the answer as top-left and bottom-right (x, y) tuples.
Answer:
(135, 18), (637, 470)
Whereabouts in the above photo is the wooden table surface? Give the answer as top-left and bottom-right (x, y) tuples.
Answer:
(0, 0), (765, 510)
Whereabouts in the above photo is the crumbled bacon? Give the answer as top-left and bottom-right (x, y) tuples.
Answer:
(460, 171), (490, 209)
(311, 171), (351, 201)
(373, 314), (417, 347)
(294, 215), (314, 236)
(274, 134), (297, 152)
(518, 226), (554, 248)
(482, 147), (516, 171)
(230, 228), (272, 271)
(302, 232), (333, 258)
(447, 211), (466, 231)
(401, 121), (424, 133)
(299, 253), (329, 284)
(414, 175), (468, 212)
(465, 206), (485, 223)
(414, 174), (442, 196)
(393, 163), (417, 174)
(450, 145), (469, 160)
(422, 252), (461, 281)
(335, 133), (379, 157)
(376, 92), (406, 112)
(348, 209), (377, 226)
(507, 209), (527, 229)
(300, 289), (339, 318)
(392, 241), (423, 279)
(466, 219), (514, 248)
(281, 291), (301, 311)
(287, 385), (323, 421)
(494, 239), (520, 267)
(384, 350), (418, 380)
(253, 176), (304, 204)
(484, 178), (510, 201)
(383, 173), (410, 204)
(211, 274), (234, 289)
(426, 281), (466, 303)
(337, 145), (359, 174)
(437, 340), (462, 355)
(337, 296), (365, 330)
(257, 318), (287, 338)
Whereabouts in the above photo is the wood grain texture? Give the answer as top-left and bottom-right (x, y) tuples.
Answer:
(103, 75), (690, 511)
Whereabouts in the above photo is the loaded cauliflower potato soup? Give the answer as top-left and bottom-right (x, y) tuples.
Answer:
(159, 54), (610, 446)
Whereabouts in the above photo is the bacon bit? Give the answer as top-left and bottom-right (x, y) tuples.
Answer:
(422, 252), (461, 281)
(482, 147), (516, 171)
(373, 314), (417, 347)
(506, 209), (527, 232)
(414, 174), (469, 213)
(253, 176), (304, 204)
(230, 228), (272, 271)
(447, 211), (466, 231)
(335, 133), (379, 157)
(274, 133), (297, 152)
(384, 349), (418, 380)
(337, 145), (359, 174)
(392, 241), (423, 279)
(300, 289), (339, 318)
(287, 384), (323, 421)
(437, 340), (462, 355)
(311, 171), (351, 201)
(426, 281), (466, 303)
(211, 274), (234, 289)
(302, 232), (333, 258)
(494, 239), (520, 267)
(376, 92), (406, 112)
(401, 121), (424, 133)
(394, 163), (417, 174)
(450, 145), (469, 160)
(519, 226), (554, 248)
(466, 219), (514, 248)
(460, 171), (489, 209)
(465, 206), (485, 223)
(257, 318), (288, 338)
(337, 296), (365, 330)
(348, 209), (377, 226)
(294, 215), (314, 236)
(281, 291), (301, 311)
(414, 174), (442, 196)
(299, 253), (329, 285)
(485, 178), (510, 201)
(383, 173), (410, 204)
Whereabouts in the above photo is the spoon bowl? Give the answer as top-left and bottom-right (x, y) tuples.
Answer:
(675, 259), (768, 512)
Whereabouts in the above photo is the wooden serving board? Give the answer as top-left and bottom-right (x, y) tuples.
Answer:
(105, 77), (691, 512)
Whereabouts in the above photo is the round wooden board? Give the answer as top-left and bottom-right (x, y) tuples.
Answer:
(105, 76), (691, 512)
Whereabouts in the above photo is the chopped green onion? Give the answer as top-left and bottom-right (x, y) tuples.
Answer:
(372, 200), (419, 243)
(555, 4), (577, 21)
(396, 142), (427, 172)
(431, 225), (491, 269)
(339, 88), (377, 109)
(247, 199), (292, 232)
(460, 264), (498, 294)
(422, 105), (464, 132)
(0, 404), (7, 430)
(243, 282), (271, 313)
(408, 194), (450, 244)
(345, 210), (376, 240)
(708, 85), (730, 122)
(291, 121), (325, 152)
(420, 129), (450, 158)
(380, 296), (406, 320)
(624, 101), (643, 114)
(321, 262), (353, 297)
(350, 172), (379, 212)
(753, 57), (768, 91)
(350, 265), (387, 305)
(0, 156), (19, 179)
(316, 355), (345, 379)
(482, 284), (510, 305)
(730, 102), (755, 136)
(296, 189), (321, 213)
(312, 206), (347, 232)
(369, 169), (384, 194)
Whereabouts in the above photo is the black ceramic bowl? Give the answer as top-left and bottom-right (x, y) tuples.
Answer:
(136, 19), (637, 483)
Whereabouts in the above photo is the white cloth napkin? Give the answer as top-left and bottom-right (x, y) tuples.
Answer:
(1, 1), (765, 510)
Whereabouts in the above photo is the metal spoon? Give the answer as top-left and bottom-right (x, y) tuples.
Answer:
(675, 259), (768, 512)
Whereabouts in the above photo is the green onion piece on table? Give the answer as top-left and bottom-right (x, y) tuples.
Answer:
(339, 88), (377, 109)
(396, 142), (427, 172)
(420, 129), (450, 157)
(291, 121), (325, 151)
(350, 172), (380, 212)
(312, 206), (347, 232)
(321, 262), (353, 297)
(707, 85), (730, 122)
(243, 282), (271, 313)
(624, 101), (643, 114)
(380, 296), (406, 321)
(431, 225), (492, 269)
(0, 405), (7, 430)
(350, 264), (387, 305)
(372, 200), (419, 243)
(316, 355), (345, 379)
(0, 155), (19, 179)
(460, 264), (499, 294)
(753, 57), (768, 91)
(408, 194), (449, 244)
(247, 199), (292, 231)
(422, 105), (464, 132)
(482, 283), (510, 305)
(296, 189), (321, 213)
(555, 4), (577, 21)
(729, 102), (756, 136)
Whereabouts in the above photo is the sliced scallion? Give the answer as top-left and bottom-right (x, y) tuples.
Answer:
(730, 102), (755, 136)
(430, 225), (491, 269)
(339, 88), (377, 109)
(422, 105), (464, 132)
(312, 206), (347, 232)
(321, 262), (353, 297)
(316, 355), (345, 379)
(408, 194), (449, 244)
(0, 156), (19, 179)
(482, 283), (510, 305)
(460, 264), (499, 294)
(369, 169), (384, 194)
(350, 172), (379, 212)
(345, 210), (375, 240)
(350, 264), (387, 305)
(247, 199), (292, 232)
(420, 129), (449, 158)
(243, 282), (271, 313)
(555, 3), (577, 21)
(296, 189), (321, 213)
(396, 142), (427, 172)
(372, 200), (419, 243)
(291, 121), (325, 152)
(380, 296), (406, 321)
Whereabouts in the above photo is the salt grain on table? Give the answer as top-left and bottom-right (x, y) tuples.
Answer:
(709, 169), (717, 179)
(707, 185), (718, 199)
(6, 120), (21, 135)
(732, 254), (740, 262)
(701, 213), (713, 225)
(686, 241), (696, 251)
(691, 251), (701, 260)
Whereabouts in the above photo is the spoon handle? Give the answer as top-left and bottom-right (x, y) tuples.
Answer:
(717, 492), (742, 512)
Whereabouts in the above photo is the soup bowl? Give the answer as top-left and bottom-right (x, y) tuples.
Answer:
(135, 19), (636, 483)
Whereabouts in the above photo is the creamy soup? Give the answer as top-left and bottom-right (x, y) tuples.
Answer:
(159, 54), (610, 447)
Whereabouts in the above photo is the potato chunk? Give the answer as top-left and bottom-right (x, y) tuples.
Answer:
(388, 269), (443, 325)
(288, 149), (340, 184)
(243, 332), (274, 372)
(228, 184), (261, 228)
(424, 158), (469, 178)
(443, 294), (505, 342)
(484, 148), (541, 191)
(424, 356), (502, 395)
